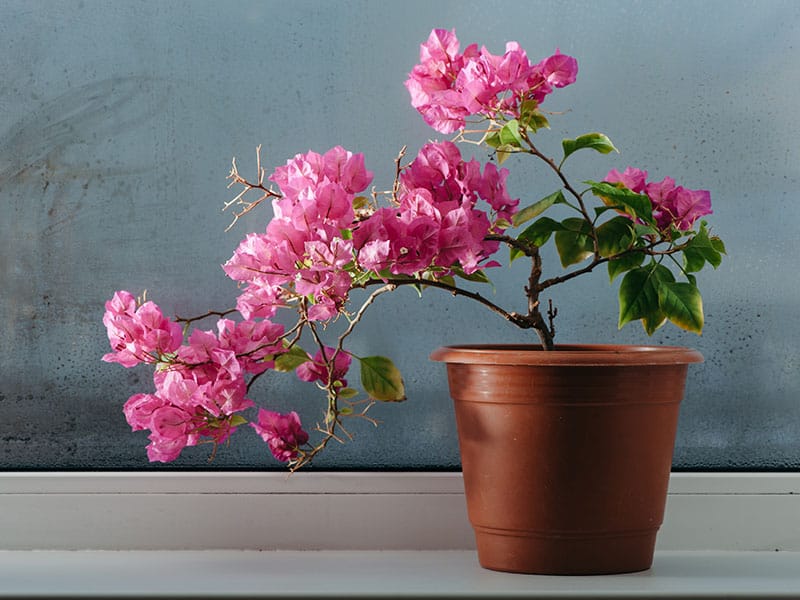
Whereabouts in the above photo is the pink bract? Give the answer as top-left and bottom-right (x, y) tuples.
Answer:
(606, 168), (713, 231)
(296, 346), (352, 388)
(251, 409), (310, 462)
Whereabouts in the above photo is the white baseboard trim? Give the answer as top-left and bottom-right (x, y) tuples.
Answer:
(0, 472), (798, 551)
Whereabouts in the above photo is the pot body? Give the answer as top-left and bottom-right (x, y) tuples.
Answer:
(430, 344), (703, 575)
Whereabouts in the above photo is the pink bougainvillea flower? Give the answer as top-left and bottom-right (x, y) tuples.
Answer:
(406, 29), (578, 133)
(123, 393), (165, 432)
(102, 292), (182, 367)
(144, 404), (199, 463)
(217, 318), (285, 374)
(606, 169), (712, 231)
(672, 186), (712, 230)
(251, 409), (310, 462)
(475, 162), (519, 228)
(269, 147), (372, 224)
(234, 279), (286, 320)
(296, 346), (352, 387)
(354, 140), (514, 276)
(605, 167), (649, 194)
(436, 206), (492, 274)
(320, 145), (374, 195)
(540, 49), (579, 88)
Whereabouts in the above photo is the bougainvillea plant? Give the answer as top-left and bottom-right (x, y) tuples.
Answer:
(102, 29), (724, 469)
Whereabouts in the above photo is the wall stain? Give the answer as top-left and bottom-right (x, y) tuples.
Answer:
(0, 75), (168, 186)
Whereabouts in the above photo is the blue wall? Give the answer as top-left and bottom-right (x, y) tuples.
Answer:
(1, 0), (798, 469)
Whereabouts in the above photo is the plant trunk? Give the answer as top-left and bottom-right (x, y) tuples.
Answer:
(527, 248), (554, 350)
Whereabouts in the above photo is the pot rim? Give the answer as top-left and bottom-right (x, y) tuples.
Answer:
(429, 344), (704, 366)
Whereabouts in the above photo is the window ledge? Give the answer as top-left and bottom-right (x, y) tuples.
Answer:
(1, 550), (800, 598)
(1, 472), (799, 552)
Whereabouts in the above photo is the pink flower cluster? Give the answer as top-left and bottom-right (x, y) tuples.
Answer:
(354, 140), (518, 275)
(102, 291), (315, 463)
(605, 167), (712, 231)
(405, 28), (578, 133)
(102, 291), (182, 367)
(104, 138), (517, 464)
(223, 146), (373, 322)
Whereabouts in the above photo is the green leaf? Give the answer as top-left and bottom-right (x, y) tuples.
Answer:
(607, 251), (645, 282)
(229, 414), (248, 427)
(618, 263), (675, 334)
(562, 133), (618, 162)
(710, 236), (727, 255)
(658, 282), (704, 334)
(596, 216), (635, 258)
(495, 144), (518, 164)
(512, 190), (566, 227)
(352, 196), (369, 210)
(586, 181), (654, 225)
(683, 223), (723, 273)
(519, 99), (539, 120)
(452, 267), (493, 288)
(555, 218), (594, 267)
(337, 387), (359, 400)
(499, 119), (523, 147)
(633, 223), (659, 238)
(528, 111), (550, 131)
(274, 345), (312, 372)
(359, 356), (406, 402)
(519, 216), (564, 245)
(484, 131), (501, 149)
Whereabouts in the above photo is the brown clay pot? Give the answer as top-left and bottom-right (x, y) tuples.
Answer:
(430, 344), (703, 575)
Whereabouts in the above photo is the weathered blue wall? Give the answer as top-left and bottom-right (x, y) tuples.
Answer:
(1, 0), (798, 469)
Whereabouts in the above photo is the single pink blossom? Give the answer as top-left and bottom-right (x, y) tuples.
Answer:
(146, 434), (195, 463)
(251, 409), (310, 462)
(296, 346), (352, 387)
(540, 49), (578, 88)
(123, 393), (165, 432)
(672, 186), (712, 230)
(605, 167), (649, 194)
(475, 162), (519, 227)
(234, 279), (286, 320)
(321, 146), (373, 195)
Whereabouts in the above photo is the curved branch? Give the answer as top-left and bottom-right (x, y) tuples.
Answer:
(359, 276), (534, 329)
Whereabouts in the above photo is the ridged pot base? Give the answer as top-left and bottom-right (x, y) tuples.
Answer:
(430, 344), (703, 576)
(473, 526), (657, 575)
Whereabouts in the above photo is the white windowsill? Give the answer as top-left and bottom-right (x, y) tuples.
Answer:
(1, 550), (800, 598)
(1, 472), (799, 598)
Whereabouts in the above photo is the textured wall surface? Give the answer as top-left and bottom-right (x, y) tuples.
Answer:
(1, 0), (798, 470)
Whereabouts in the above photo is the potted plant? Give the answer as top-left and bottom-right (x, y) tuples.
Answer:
(102, 28), (724, 574)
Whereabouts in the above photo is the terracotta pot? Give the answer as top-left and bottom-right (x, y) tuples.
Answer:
(430, 344), (703, 575)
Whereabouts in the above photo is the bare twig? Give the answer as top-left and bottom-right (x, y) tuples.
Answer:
(223, 146), (282, 231)
(175, 308), (236, 328)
